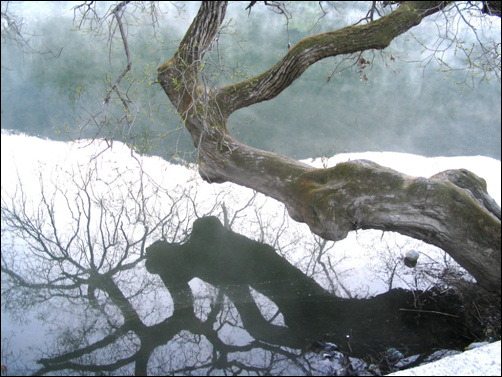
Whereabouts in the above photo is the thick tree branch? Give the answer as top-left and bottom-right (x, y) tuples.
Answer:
(177, 1), (227, 67)
(195, 140), (501, 292)
(216, 1), (446, 116)
(157, 1), (227, 111)
(157, 1), (501, 293)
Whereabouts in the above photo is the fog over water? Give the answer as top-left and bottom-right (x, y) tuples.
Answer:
(1, 1), (501, 160)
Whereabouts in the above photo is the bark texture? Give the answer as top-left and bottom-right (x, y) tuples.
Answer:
(158, 1), (501, 293)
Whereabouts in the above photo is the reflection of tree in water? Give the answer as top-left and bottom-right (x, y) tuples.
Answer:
(141, 216), (471, 375)
(1, 186), (477, 377)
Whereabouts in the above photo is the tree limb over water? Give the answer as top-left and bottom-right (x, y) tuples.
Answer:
(157, 1), (501, 293)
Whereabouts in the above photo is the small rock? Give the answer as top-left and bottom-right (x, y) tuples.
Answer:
(394, 354), (420, 368)
(404, 250), (419, 268)
(384, 348), (404, 363)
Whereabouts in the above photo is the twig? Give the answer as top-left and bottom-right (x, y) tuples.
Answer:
(399, 308), (459, 317)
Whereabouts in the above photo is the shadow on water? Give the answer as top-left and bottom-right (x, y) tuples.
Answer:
(142, 217), (473, 375)
(34, 216), (489, 376)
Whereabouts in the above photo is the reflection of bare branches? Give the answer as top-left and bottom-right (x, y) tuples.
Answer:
(1, 147), (194, 374)
(4, 138), (321, 375)
(221, 191), (258, 229)
(311, 236), (355, 298)
(3, 179), (479, 375)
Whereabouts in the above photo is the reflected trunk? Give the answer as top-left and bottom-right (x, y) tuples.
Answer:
(35, 216), (494, 375)
(146, 217), (471, 358)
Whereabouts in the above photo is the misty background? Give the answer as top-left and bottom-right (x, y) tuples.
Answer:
(1, 1), (500, 161)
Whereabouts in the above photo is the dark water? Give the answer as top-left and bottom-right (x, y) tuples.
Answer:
(138, 217), (472, 375)
(5, 215), (485, 376)
(31, 216), (475, 376)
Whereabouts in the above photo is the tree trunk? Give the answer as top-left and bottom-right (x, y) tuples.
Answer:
(158, 1), (501, 293)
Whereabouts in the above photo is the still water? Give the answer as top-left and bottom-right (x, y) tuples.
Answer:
(26, 216), (468, 376)
(3, 134), (495, 376)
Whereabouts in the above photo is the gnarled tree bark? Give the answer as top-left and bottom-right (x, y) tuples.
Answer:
(158, 1), (501, 293)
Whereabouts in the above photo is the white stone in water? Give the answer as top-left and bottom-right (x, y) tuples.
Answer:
(405, 250), (420, 261)
(404, 250), (420, 267)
